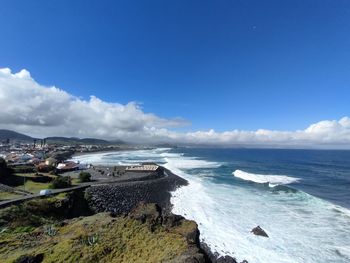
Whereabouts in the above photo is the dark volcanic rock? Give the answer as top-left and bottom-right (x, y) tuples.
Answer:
(216, 256), (237, 263)
(251, 225), (269, 237)
(167, 247), (206, 263)
(130, 202), (162, 223)
(163, 213), (185, 228)
(14, 253), (44, 263)
(130, 202), (162, 231)
(130, 203), (206, 263)
(200, 243), (238, 263)
(86, 168), (187, 215)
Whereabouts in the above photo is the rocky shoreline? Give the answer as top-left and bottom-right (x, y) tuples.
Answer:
(84, 166), (242, 263)
(0, 161), (246, 262)
(85, 167), (187, 214)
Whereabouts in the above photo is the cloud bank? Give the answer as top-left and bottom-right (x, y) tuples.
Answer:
(1, 68), (349, 149)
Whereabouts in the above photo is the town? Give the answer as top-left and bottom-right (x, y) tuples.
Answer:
(0, 136), (151, 205)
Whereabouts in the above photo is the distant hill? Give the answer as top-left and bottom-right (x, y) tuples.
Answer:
(45, 137), (126, 145)
(45, 137), (113, 145)
(0, 129), (35, 143)
(0, 129), (125, 145)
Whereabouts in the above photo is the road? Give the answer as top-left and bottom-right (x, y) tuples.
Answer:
(0, 170), (167, 208)
(0, 185), (90, 208)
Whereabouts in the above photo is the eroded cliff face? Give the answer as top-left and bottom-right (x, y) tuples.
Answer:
(0, 197), (206, 263)
(0, 181), (242, 263)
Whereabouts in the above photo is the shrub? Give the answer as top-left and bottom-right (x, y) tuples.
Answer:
(0, 158), (19, 185)
(0, 157), (7, 169)
(49, 176), (71, 189)
(79, 172), (91, 183)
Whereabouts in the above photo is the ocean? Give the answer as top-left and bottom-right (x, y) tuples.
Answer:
(72, 148), (350, 263)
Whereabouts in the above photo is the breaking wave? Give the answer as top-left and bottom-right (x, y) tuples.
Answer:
(233, 169), (300, 187)
(73, 148), (350, 263)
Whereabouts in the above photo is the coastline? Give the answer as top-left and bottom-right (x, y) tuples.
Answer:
(71, 149), (188, 214)
(70, 149), (241, 262)
(71, 146), (156, 158)
(85, 166), (188, 215)
(83, 166), (239, 262)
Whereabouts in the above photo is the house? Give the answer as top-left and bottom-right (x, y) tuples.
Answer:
(36, 162), (51, 172)
(56, 161), (79, 172)
(45, 157), (57, 166)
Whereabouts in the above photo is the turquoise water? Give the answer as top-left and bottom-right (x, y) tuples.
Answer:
(73, 148), (350, 263)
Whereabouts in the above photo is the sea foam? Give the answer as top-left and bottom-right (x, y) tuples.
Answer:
(233, 169), (300, 187)
(73, 148), (350, 263)
(166, 151), (350, 263)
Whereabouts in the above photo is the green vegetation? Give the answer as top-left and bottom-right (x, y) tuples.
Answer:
(0, 191), (23, 201)
(49, 176), (72, 189)
(0, 157), (7, 168)
(9, 173), (54, 194)
(0, 157), (17, 186)
(16, 180), (51, 194)
(0, 216), (189, 263)
(0, 201), (196, 263)
(0, 195), (68, 231)
(78, 172), (91, 182)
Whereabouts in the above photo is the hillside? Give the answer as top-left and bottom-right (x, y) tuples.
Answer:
(0, 197), (205, 263)
(0, 129), (124, 145)
(0, 129), (35, 143)
(45, 137), (113, 145)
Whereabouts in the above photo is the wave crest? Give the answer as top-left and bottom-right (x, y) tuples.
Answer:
(232, 169), (300, 187)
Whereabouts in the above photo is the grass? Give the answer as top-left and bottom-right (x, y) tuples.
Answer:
(12, 173), (57, 194)
(14, 173), (83, 190)
(0, 213), (189, 263)
(15, 180), (51, 194)
(0, 191), (23, 201)
(15, 172), (55, 178)
(71, 178), (80, 185)
(0, 200), (195, 263)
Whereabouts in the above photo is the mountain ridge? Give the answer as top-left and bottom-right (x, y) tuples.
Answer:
(0, 129), (124, 145)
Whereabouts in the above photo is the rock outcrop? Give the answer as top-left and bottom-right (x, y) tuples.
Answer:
(1, 201), (207, 263)
(251, 225), (269, 237)
(200, 243), (239, 263)
(130, 203), (206, 262)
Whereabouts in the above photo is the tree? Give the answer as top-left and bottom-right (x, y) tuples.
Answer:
(0, 157), (7, 169)
(0, 157), (17, 185)
(0, 157), (13, 177)
(49, 176), (71, 189)
(78, 172), (91, 183)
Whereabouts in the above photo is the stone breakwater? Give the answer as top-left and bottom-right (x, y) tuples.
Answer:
(86, 168), (188, 215)
(85, 167), (242, 263)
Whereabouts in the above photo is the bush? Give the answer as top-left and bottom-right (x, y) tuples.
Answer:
(49, 176), (71, 189)
(79, 172), (91, 183)
(0, 157), (7, 169)
(0, 158), (19, 185)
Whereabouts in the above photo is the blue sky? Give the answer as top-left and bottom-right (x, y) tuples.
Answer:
(0, 0), (349, 134)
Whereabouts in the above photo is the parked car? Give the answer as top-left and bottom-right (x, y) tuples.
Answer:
(39, 189), (53, 196)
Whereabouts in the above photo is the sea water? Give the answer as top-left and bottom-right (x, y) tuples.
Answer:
(72, 148), (350, 263)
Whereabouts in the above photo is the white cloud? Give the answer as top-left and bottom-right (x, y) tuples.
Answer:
(0, 67), (188, 139)
(0, 67), (349, 149)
